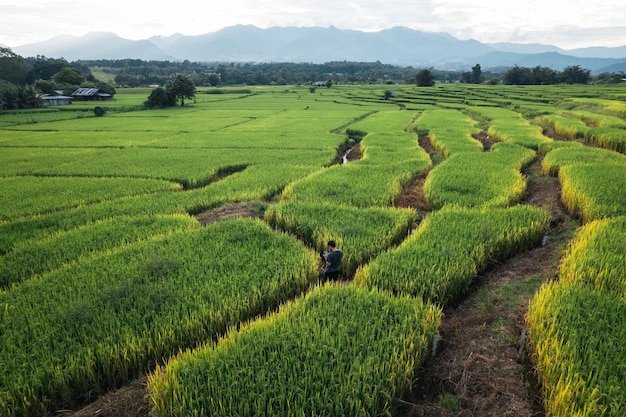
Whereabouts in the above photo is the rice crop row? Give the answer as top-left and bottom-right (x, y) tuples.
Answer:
(281, 157), (427, 208)
(0, 108), (94, 127)
(0, 218), (318, 416)
(265, 201), (415, 275)
(540, 113), (589, 139)
(569, 97), (626, 118)
(527, 283), (626, 416)
(540, 112), (626, 153)
(585, 127), (626, 153)
(558, 216), (626, 296)
(281, 111), (431, 208)
(0, 164), (319, 254)
(541, 145), (626, 176)
(346, 108), (418, 133)
(148, 284), (442, 417)
(0, 146), (333, 188)
(539, 145), (626, 221)
(415, 109), (483, 157)
(354, 205), (550, 304)
(469, 106), (552, 149)
(0, 214), (199, 287)
(559, 162), (626, 222)
(0, 175), (182, 221)
(527, 179), (626, 415)
(424, 142), (536, 209)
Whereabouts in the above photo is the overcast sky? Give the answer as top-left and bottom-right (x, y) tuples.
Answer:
(1, 0), (625, 50)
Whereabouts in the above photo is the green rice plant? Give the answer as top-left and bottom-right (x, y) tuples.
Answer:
(265, 201), (416, 275)
(423, 142), (536, 209)
(415, 109), (483, 157)
(585, 127), (626, 153)
(0, 146), (333, 188)
(553, 110), (626, 152)
(0, 214), (199, 287)
(0, 175), (182, 221)
(347, 109), (419, 133)
(358, 131), (429, 164)
(0, 218), (318, 416)
(541, 146), (626, 176)
(470, 106), (552, 149)
(537, 140), (583, 155)
(0, 109), (93, 128)
(558, 216), (626, 296)
(568, 108), (626, 126)
(540, 113), (589, 139)
(568, 96), (626, 118)
(148, 284), (442, 417)
(527, 282), (626, 417)
(281, 131), (431, 208)
(0, 164), (319, 254)
(354, 205), (550, 303)
(559, 162), (626, 222)
(281, 160), (426, 208)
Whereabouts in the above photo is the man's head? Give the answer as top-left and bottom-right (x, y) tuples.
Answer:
(327, 240), (336, 249)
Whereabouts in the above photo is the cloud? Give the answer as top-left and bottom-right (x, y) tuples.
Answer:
(1, 0), (625, 49)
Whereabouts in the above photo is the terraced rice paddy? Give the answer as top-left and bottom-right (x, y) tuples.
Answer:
(1, 84), (625, 416)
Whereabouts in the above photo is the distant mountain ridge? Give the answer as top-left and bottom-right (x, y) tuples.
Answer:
(12, 25), (626, 73)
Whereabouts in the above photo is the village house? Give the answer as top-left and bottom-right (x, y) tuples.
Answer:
(71, 87), (113, 101)
(39, 93), (73, 106)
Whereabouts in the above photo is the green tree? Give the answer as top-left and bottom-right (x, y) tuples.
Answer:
(415, 69), (435, 86)
(461, 64), (483, 84)
(0, 47), (27, 85)
(0, 81), (40, 109)
(34, 79), (57, 94)
(560, 65), (591, 84)
(52, 67), (87, 87)
(26, 57), (69, 83)
(94, 81), (116, 96)
(594, 71), (625, 84)
(144, 87), (176, 108)
(207, 73), (221, 87)
(470, 64), (483, 83)
(166, 74), (196, 106)
(531, 66), (558, 84)
(503, 65), (533, 85)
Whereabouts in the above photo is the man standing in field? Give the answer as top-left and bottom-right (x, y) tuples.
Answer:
(322, 240), (343, 282)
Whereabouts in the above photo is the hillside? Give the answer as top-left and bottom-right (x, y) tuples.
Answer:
(12, 25), (626, 73)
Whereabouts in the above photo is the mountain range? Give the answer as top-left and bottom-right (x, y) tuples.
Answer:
(11, 25), (626, 73)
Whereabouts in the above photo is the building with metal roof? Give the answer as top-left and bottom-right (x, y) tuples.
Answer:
(71, 88), (112, 101)
(40, 94), (73, 106)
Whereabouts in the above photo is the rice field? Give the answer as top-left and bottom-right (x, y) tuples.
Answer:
(1, 84), (625, 416)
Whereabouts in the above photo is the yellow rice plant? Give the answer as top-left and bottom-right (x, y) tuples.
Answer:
(558, 216), (626, 296)
(148, 284), (442, 417)
(527, 282), (626, 416)
(559, 162), (626, 222)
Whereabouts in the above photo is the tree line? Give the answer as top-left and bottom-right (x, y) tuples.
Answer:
(2, 46), (624, 110)
(0, 48), (116, 110)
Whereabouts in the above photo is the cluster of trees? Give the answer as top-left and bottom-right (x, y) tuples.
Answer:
(0, 48), (115, 110)
(144, 74), (196, 108)
(501, 64), (592, 85)
(84, 59), (423, 86)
